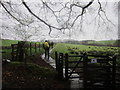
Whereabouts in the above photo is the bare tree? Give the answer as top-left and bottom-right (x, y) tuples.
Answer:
(0, 0), (118, 40)
(0, 0), (42, 41)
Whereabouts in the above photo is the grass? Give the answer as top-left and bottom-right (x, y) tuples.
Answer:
(2, 61), (70, 88)
(51, 43), (120, 64)
(2, 61), (60, 88)
(1, 39), (42, 47)
(2, 47), (44, 60)
(1, 39), (120, 64)
(9, 61), (54, 77)
(1, 39), (44, 60)
(27, 63), (54, 77)
(1, 49), (12, 59)
(87, 40), (117, 45)
(26, 47), (44, 56)
(1, 39), (19, 46)
(51, 43), (118, 55)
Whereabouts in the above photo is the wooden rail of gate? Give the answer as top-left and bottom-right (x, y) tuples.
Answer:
(55, 52), (120, 89)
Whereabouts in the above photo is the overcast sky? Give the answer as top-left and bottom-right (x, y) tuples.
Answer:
(1, 0), (119, 41)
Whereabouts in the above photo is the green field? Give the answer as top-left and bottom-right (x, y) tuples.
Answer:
(1, 39), (43, 47)
(51, 43), (120, 64)
(1, 39), (19, 46)
(51, 43), (118, 55)
(2, 46), (44, 60)
(87, 40), (118, 45)
(1, 39), (44, 60)
(1, 39), (120, 64)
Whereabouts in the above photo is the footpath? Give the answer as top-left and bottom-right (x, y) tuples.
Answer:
(41, 49), (82, 89)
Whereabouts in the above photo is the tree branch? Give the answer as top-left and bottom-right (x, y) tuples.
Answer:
(22, 0), (67, 34)
(0, 1), (25, 25)
(70, 0), (94, 27)
(97, 0), (115, 26)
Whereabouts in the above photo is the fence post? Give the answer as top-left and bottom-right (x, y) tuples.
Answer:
(35, 43), (37, 53)
(65, 53), (68, 80)
(83, 53), (88, 89)
(39, 43), (41, 51)
(55, 52), (58, 71)
(30, 43), (32, 55)
(11, 44), (14, 61)
(16, 44), (19, 61)
(18, 41), (24, 62)
(112, 56), (116, 89)
(57, 53), (60, 78)
(24, 42), (28, 65)
(58, 53), (64, 79)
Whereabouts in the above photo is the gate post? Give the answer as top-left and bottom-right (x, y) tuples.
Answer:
(11, 44), (14, 61)
(65, 53), (68, 80)
(55, 52), (58, 71)
(39, 43), (41, 51)
(83, 53), (88, 89)
(58, 53), (64, 79)
(18, 41), (24, 62)
(112, 56), (116, 89)
(30, 43), (32, 55)
(35, 43), (37, 53)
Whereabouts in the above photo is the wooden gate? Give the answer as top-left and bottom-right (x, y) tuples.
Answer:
(64, 54), (84, 79)
(82, 54), (117, 89)
(55, 52), (120, 89)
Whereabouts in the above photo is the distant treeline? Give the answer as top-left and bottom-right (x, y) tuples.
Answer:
(60, 40), (120, 47)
